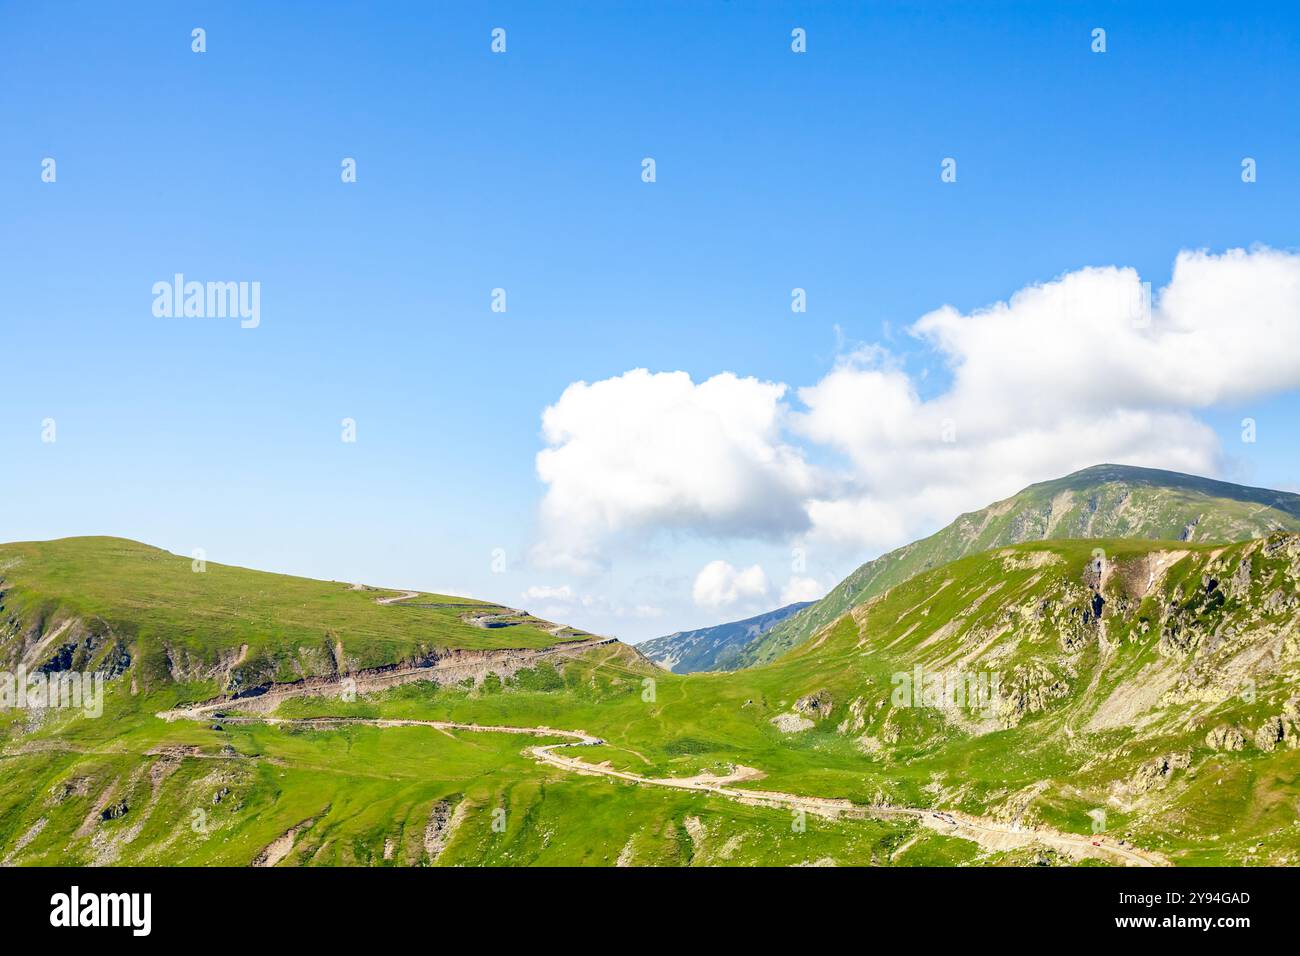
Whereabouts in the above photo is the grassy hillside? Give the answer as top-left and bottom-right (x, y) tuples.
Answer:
(0, 537), (591, 696)
(742, 464), (1300, 667)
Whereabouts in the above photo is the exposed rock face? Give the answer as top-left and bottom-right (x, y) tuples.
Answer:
(1230, 554), (1253, 597)
(1256, 718), (1294, 752)
(424, 797), (466, 863)
(856, 735), (883, 754)
(999, 661), (1069, 725)
(1205, 725), (1247, 751)
(1158, 600), (1201, 658)
(1058, 600), (1100, 652)
(837, 696), (866, 734)
(683, 815), (707, 856)
(1129, 752), (1191, 793)
(50, 778), (91, 803)
(794, 689), (833, 719)
(1252, 698), (1300, 752)
(1255, 718), (1283, 751)
(3, 613), (132, 680)
(1263, 534), (1300, 561)
(252, 814), (321, 868)
(97, 642), (133, 680)
(165, 637), (621, 718)
(879, 714), (902, 744)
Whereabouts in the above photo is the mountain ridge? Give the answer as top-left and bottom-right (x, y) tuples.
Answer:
(739, 464), (1300, 668)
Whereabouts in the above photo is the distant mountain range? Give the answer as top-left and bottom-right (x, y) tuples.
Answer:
(636, 601), (812, 673)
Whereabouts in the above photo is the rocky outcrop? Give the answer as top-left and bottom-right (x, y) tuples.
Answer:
(1205, 724), (1247, 751)
(742, 467), (1300, 669)
(794, 689), (833, 719)
(999, 661), (1069, 724)
(2, 612), (131, 680)
(1128, 752), (1191, 793)
(1158, 594), (1202, 658)
(1253, 700), (1300, 752)
(837, 696), (866, 734)
(252, 812), (324, 867)
(424, 796), (466, 863)
(1254, 718), (1287, 751)
(1229, 554), (1253, 597)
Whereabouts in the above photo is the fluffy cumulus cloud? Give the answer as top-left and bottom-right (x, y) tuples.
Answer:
(533, 369), (815, 571)
(692, 560), (770, 609)
(533, 247), (1300, 574)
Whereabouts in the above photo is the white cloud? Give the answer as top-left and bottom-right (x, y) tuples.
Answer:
(533, 247), (1300, 569)
(533, 369), (815, 571)
(779, 575), (826, 604)
(522, 584), (575, 603)
(910, 247), (1300, 418)
(522, 584), (664, 624)
(791, 246), (1300, 550)
(692, 560), (769, 609)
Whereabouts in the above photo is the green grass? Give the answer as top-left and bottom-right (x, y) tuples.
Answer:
(4, 532), (1300, 865)
(0, 678), (926, 866)
(0, 537), (587, 695)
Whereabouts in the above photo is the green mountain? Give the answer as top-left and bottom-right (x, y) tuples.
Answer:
(4, 504), (1300, 867)
(705, 531), (1300, 865)
(740, 464), (1300, 668)
(637, 601), (811, 673)
(0, 536), (600, 695)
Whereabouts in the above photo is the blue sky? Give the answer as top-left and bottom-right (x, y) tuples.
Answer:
(3, 1), (1299, 641)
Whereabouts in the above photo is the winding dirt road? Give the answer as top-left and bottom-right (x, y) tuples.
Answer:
(373, 590), (421, 605)
(525, 736), (1164, 866)
(160, 701), (1167, 867)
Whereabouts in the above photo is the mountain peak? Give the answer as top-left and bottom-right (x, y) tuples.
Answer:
(1029, 464), (1300, 519)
